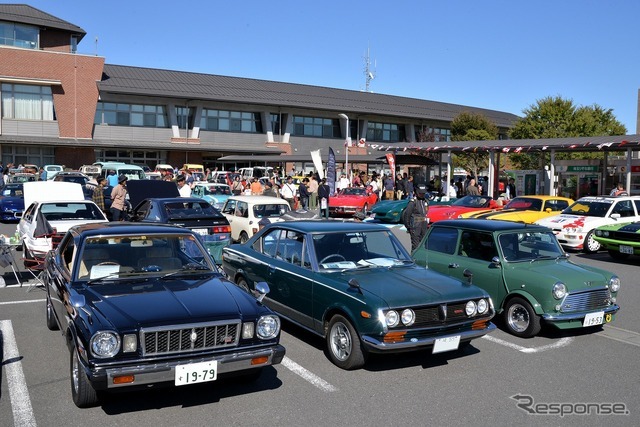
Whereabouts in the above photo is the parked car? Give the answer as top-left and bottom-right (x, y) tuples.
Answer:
(429, 195), (501, 223)
(53, 171), (97, 199)
(535, 195), (640, 253)
(0, 183), (25, 221)
(79, 164), (101, 180)
(461, 195), (573, 223)
(43, 222), (285, 407)
(328, 187), (379, 216)
(413, 219), (620, 337)
(127, 180), (231, 263)
(6, 170), (37, 183)
(222, 220), (496, 370)
(17, 182), (109, 269)
(98, 162), (147, 181)
(594, 221), (640, 260)
(369, 199), (409, 223)
(42, 164), (64, 180)
(192, 182), (232, 210)
(220, 195), (291, 243)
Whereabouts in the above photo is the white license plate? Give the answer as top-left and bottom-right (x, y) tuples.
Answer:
(175, 360), (218, 386)
(432, 335), (461, 353)
(193, 228), (209, 236)
(583, 311), (604, 327)
(620, 245), (634, 254)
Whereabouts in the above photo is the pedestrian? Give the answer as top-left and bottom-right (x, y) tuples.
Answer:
(308, 174), (319, 209)
(92, 177), (108, 214)
(506, 178), (517, 200)
(298, 177), (310, 209)
(466, 178), (480, 195)
(318, 178), (331, 218)
(231, 175), (244, 195)
(107, 169), (118, 187)
(383, 174), (395, 200)
(280, 176), (297, 210)
(39, 167), (46, 181)
(250, 177), (263, 195)
(455, 177), (464, 198)
(448, 179), (458, 198)
(395, 174), (405, 200)
(262, 181), (278, 197)
(110, 175), (128, 221)
(402, 184), (429, 252)
(176, 175), (192, 197)
(405, 176), (415, 199)
(610, 182), (628, 196)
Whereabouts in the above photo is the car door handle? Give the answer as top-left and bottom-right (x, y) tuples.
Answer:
(448, 263), (459, 268)
(268, 265), (276, 274)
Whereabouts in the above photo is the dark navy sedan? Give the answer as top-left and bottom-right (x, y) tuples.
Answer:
(43, 222), (285, 408)
(0, 183), (25, 221)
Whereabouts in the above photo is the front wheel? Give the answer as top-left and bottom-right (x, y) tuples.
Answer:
(326, 315), (366, 370)
(239, 231), (249, 244)
(70, 347), (99, 408)
(235, 276), (251, 293)
(503, 297), (541, 338)
(583, 230), (601, 253)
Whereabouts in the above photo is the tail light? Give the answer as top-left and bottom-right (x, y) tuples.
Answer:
(212, 225), (231, 234)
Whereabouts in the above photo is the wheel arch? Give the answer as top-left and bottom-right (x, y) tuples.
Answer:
(502, 291), (545, 315)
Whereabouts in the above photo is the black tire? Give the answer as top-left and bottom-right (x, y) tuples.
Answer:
(46, 297), (58, 331)
(236, 276), (251, 293)
(608, 249), (630, 260)
(239, 231), (249, 244)
(503, 296), (541, 338)
(583, 230), (600, 254)
(359, 203), (369, 214)
(326, 315), (366, 370)
(70, 347), (99, 408)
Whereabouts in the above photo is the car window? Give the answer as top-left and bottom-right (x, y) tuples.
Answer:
(425, 227), (457, 255)
(236, 202), (249, 218)
(253, 203), (289, 218)
(164, 201), (222, 218)
(545, 199), (569, 211)
(458, 231), (496, 261)
(634, 200), (640, 213)
(611, 200), (635, 217)
(41, 202), (103, 221)
(259, 228), (281, 257)
(313, 230), (409, 268)
(222, 199), (236, 214)
(499, 231), (563, 261)
(276, 231), (307, 268)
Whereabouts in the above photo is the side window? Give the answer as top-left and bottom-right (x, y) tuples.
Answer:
(425, 227), (457, 255)
(23, 203), (36, 222)
(222, 200), (236, 215)
(236, 202), (249, 218)
(260, 229), (281, 257)
(459, 231), (497, 261)
(58, 234), (75, 273)
(612, 200), (634, 217)
(136, 201), (152, 219)
(280, 231), (306, 268)
(634, 200), (640, 215)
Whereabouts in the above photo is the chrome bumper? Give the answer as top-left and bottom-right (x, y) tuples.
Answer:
(541, 304), (620, 322)
(85, 345), (285, 389)
(361, 323), (496, 352)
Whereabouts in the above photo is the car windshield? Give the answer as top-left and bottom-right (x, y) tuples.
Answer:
(77, 233), (214, 281)
(119, 169), (147, 180)
(340, 188), (366, 196)
(2, 185), (23, 197)
(562, 200), (611, 217)
(313, 230), (411, 270)
(498, 231), (564, 262)
(204, 185), (231, 196)
(452, 195), (489, 207)
(254, 203), (290, 218)
(164, 201), (223, 218)
(41, 202), (105, 220)
(503, 197), (542, 211)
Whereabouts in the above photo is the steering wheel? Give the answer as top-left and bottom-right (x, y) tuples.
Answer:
(319, 254), (347, 264)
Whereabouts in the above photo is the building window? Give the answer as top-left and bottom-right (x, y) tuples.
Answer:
(2, 145), (54, 166)
(0, 20), (38, 49)
(1, 83), (54, 120)
(366, 121), (404, 142)
(415, 126), (451, 142)
(94, 102), (168, 127)
(270, 113), (281, 135)
(176, 106), (195, 129)
(70, 35), (78, 53)
(292, 116), (340, 138)
(200, 109), (262, 133)
(431, 127), (451, 142)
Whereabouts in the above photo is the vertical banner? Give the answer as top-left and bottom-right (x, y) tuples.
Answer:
(310, 149), (324, 179)
(386, 152), (396, 182)
(327, 147), (336, 195)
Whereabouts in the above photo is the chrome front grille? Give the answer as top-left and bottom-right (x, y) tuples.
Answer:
(560, 288), (612, 313)
(141, 321), (240, 356)
(412, 302), (483, 328)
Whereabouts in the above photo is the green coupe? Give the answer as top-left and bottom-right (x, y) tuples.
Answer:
(594, 221), (640, 260)
(370, 197), (456, 223)
(222, 220), (495, 370)
(413, 219), (620, 338)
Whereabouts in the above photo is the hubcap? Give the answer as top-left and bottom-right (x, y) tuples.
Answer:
(507, 304), (529, 333)
(330, 323), (351, 361)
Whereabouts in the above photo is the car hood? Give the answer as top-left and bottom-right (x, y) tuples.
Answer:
(504, 260), (611, 292)
(331, 266), (487, 307)
(597, 221), (640, 232)
(24, 181), (84, 207)
(127, 180), (180, 208)
(81, 277), (254, 327)
(371, 200), (407, 213)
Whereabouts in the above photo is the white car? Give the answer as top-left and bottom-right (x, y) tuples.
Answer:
(220, 195), (290, 243)
(535, 195), (640, 253)
(17, 182), (109, 269)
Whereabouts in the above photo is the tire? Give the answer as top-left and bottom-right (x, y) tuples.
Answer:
(236, 276), (251, 293)
(583, 230), (600, 254)
(360, 203), (369, 214)
(326, 315), (366, 370)
(70, 347), (99, 408)
(503, 296), (541, 338)
(46, 297), (58, 331)
(608, 249), (630, 260)
(239, 231), (249, 245)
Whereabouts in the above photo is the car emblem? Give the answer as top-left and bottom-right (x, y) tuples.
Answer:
(440, 304), (447, 322)
(190, 330), (198, 343)
(224, 336), (234, 344)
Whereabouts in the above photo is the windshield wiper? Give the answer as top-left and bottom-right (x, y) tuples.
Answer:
(86, 271), (149, 285)
(159, 263), (214, 280)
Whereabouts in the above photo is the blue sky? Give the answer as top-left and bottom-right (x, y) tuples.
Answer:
(20, 0), (640, 133)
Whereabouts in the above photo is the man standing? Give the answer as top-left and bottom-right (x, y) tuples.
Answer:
(280, 176), (297, 210)
(506, 178), (517, 200)
(308, 174), (319, 210)
(466, 178), (481, 195)
(250, 177), (263, 195)
(403, 184), (429, 252)
(383, 174), (395, 200)
(298, 177), (310, 209)
(110, 175), (128, 221)
(177, 175), (192, 197)
(318, 178), (331, 218)
(107, 170), (118, 187)
(92, 177), (108, 215)
(262, 181), (278, 197)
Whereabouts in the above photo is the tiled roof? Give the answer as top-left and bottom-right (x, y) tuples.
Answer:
(0, 4), (86, 38)
(99, 64), (520, 128)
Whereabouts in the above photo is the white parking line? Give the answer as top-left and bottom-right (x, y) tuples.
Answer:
(596, 325), (640, 347)
(1, 320), (37, 427)
(281, 356), (338, 392)
(0, 299), (45, 305)
(482, 335), (573, 353)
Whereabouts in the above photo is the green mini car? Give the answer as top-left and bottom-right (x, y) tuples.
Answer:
(594, 220), (640, 260)
(222, 220), (495, 370)
(413, 219), (620, 338)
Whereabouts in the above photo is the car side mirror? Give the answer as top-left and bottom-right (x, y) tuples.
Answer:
(610, 213), (621, 220)
(255, 281), (270, 302)
(491, 256), (501, 266)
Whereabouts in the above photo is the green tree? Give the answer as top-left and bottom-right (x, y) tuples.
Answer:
(508, 96), (627, 168)
(450, 112), (498, 178)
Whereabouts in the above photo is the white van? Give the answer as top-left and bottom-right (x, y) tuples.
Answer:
(238, 166), (273, 180)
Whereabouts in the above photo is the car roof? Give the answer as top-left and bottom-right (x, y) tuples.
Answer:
(227, 195), (290, 204)
(431, 219), (551, 232)
(509, 195), (573, 201)
(264, 219), (392, 234)
(69, 222), (191, 238)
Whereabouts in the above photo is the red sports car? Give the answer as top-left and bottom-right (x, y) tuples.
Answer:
(328, 187), (378, 217)
(427, 195), (501, 223)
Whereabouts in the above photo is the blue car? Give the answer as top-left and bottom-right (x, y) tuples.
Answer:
(192, 182), (232, 210)
(0, 183), (25, 221)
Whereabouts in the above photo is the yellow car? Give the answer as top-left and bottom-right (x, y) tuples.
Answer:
(460, 195), (574, 223)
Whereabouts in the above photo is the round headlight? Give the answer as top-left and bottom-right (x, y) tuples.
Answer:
(401, 309), (415, 326)
(465, 301), (477, 316)
(595, 230), (602, 237)
(609, 276), (621, 293)
(385, 310), (399, 327)
(477, 299), (488, 314)
(90, 331), (120, 358)
(256, 315), (281, 339)
(552, 282), (567, 300)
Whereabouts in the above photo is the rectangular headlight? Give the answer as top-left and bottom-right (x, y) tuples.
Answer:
(122, 334), (137, 353)
(242, 322), (254, 339)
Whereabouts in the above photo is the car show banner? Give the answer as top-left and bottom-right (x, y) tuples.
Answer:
(310, 149), (324, 179)
(386, 152), (396, 182)
(327, 148), (336, 195)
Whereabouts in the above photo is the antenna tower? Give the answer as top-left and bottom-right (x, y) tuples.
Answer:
(363, 46), (376, 92)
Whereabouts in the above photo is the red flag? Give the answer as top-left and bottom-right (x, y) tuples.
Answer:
(385, 152), (396, 182)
